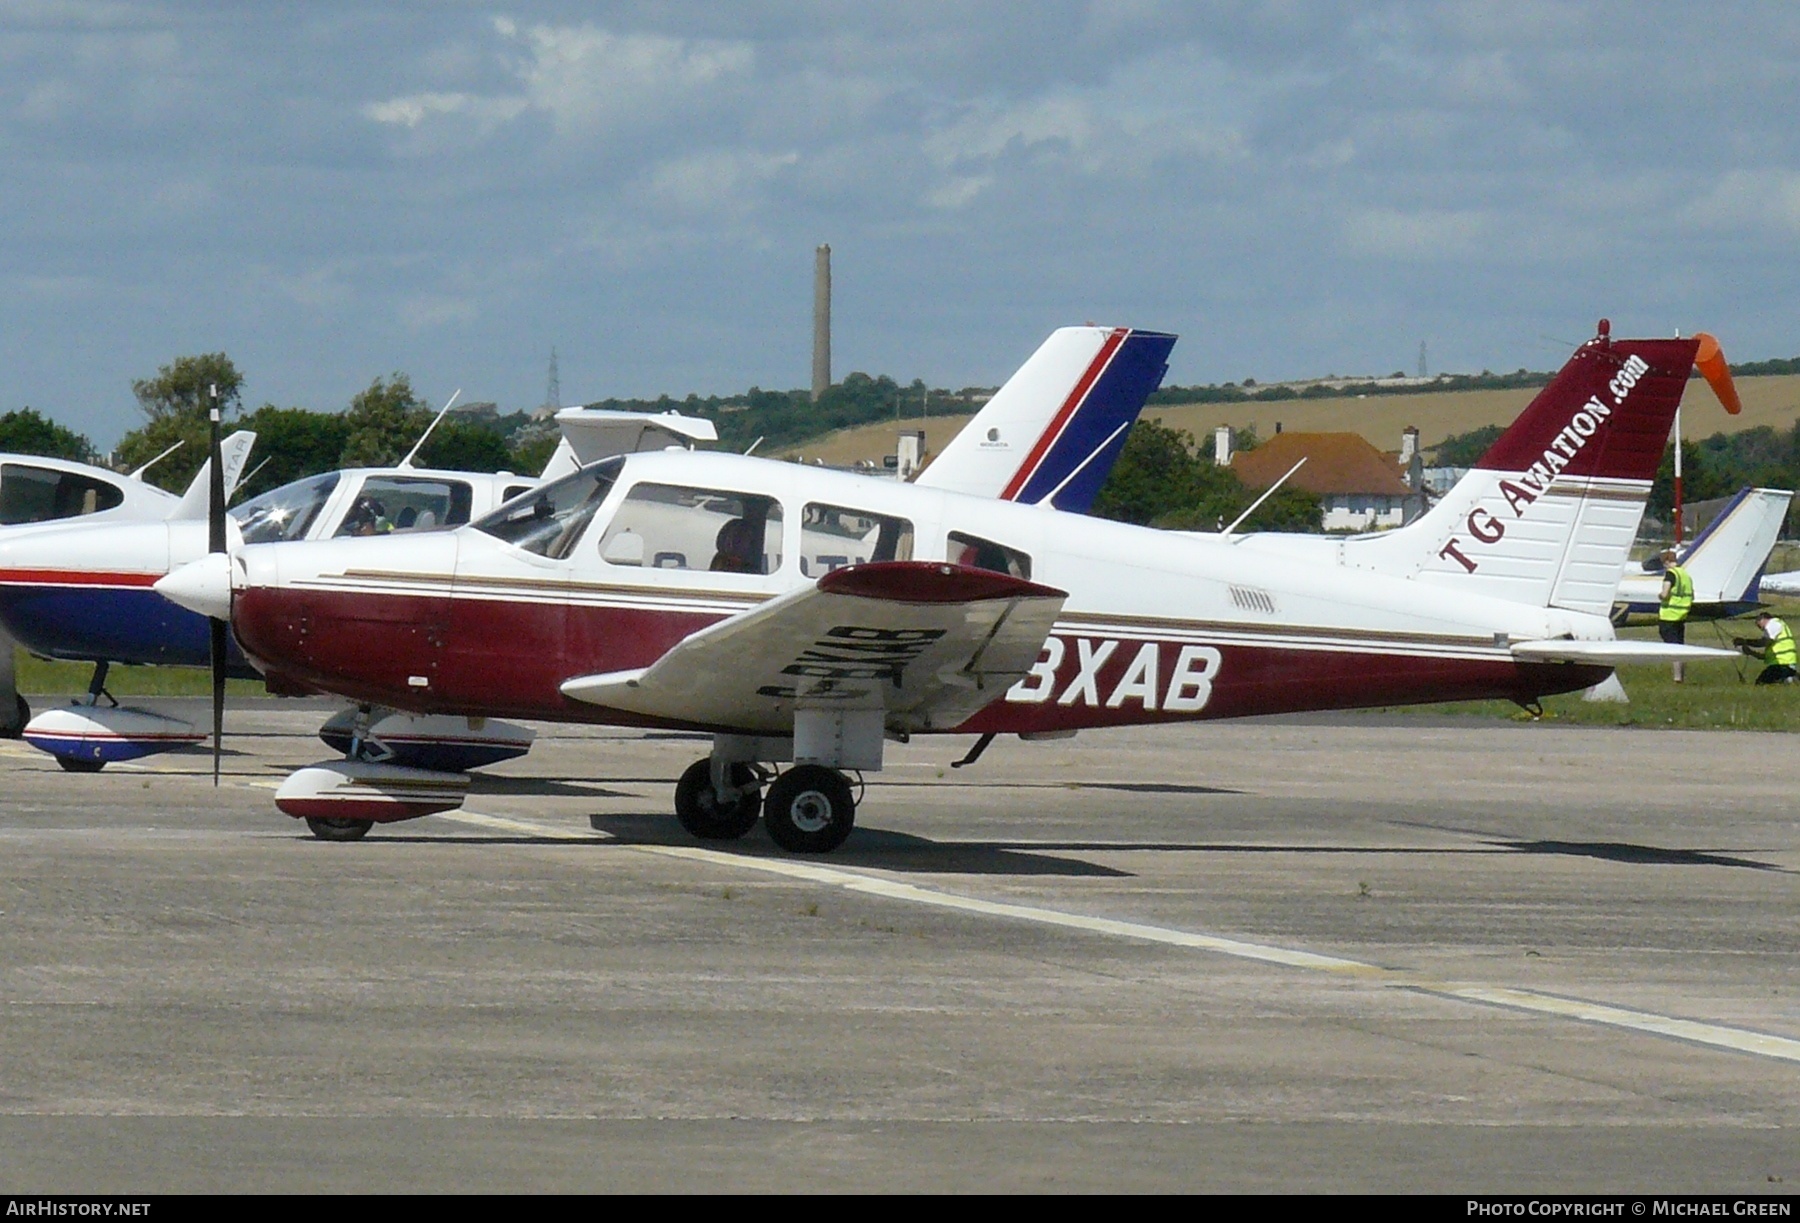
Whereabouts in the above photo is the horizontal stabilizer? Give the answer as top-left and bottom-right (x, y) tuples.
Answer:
(538, 409), (718, 482)
(561, 561), (1067, 735)
(1510, 639), (1739, 666)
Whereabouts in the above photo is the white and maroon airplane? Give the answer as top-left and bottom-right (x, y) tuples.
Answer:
(158, 322), (1739, 852)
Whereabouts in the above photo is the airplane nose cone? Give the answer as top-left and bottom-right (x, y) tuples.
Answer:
(155, 552), (233, 620)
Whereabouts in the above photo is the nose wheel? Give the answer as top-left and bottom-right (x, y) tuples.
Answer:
(761, 765), (856, 854)
(305, 816), (373, 842)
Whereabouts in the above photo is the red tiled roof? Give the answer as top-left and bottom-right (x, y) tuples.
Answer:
(1230, 432), (1412, 496)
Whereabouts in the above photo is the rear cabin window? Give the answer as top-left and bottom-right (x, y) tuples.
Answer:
(0, 464), (124, 525)
(799, 504), (914, 577)
(948, 531), (1031, 579)
(598, 483), (783, 575)
(334, 476), (474, 537)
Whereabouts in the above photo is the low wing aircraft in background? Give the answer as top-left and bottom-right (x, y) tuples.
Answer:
(0, 433), (256, 736)
(1, 325), (1176, 773)
(1612, 486), (1793, 622)
(158, 321), (1741, 850)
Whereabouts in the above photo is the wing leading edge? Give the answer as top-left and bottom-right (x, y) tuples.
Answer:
(560, 562), (1067, 735)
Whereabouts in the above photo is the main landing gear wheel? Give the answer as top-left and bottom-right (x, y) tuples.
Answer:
(762, 765), (856, 855)
(305, 816), (373, 842)
(55, 754), (105, 773)
(674, 759), (763, 840)
(1, 694), (27, 739)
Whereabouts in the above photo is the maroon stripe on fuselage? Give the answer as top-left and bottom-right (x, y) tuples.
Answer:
(235, 586), (1608, 733)
(233, 585), (725, 720)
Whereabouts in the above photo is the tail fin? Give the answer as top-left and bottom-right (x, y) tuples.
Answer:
(1679, 486), (1792, 607)
(1352, 325), (1705, 615)
(169, 430), (256, 521)
(916, 326), (1175, 511)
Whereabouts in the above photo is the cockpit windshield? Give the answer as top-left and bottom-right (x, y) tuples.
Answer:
(473, 458), (621, 559)
(231, 472), (341, 544)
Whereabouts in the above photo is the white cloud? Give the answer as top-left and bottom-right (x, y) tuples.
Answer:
(642, 148), (799, 217)
(398, 293), (478, 331)
(362, 91), (527, 131)
(1343, 207), (1492, 260)
(1684, 169), (1800, 238)
(360, 19), (753, 143)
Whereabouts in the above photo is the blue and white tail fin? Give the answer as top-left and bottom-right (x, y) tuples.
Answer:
(169, 430), (256, 521)
(1615, 486), (1793, 616)
(916, 326), (1175, 511)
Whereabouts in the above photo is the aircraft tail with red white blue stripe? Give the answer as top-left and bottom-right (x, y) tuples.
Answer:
(916, 326), (1175, 512)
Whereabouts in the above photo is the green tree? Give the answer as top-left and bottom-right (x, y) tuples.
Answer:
(235, 405), (351, 498)
(340, 374), (433, 468)
(1431, 423), (1506, 467)
(507, 426), (562, 478)
(416, 419), (513, 473)
(132, 353), (244, 421)
(0, 408), (97, 463)
(114, 353), (247, 491)
(1091, 420), (1211, 525)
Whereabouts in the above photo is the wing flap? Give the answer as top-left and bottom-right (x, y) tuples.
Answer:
(561, 562), (1067, 734)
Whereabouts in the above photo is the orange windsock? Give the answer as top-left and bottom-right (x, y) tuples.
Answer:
(1693, 332), (1741, 415)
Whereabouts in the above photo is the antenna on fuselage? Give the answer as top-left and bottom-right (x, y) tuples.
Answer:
(397, 389), (463, 470)
(744, 436), (764, 456)
(128, 439), (185, 481)
(233, 456), (272, 502)
(1221, 457), (1306, 539)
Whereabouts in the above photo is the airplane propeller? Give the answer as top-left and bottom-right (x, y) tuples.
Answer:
(207, 388), (227, 786)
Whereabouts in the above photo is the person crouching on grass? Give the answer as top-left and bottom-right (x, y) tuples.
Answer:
(1734, 610), (1798, 685)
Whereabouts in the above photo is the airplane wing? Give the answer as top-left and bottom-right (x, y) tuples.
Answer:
(561, 562), (1067, 735)
(1511, 639), (1740, 666)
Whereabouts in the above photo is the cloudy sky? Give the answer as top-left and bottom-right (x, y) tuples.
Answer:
(3, 1), (1798, 446)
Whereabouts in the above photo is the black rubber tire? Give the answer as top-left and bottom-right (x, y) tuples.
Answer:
(305, 816), (374, 842)
(673, 758), (762, 840)
(55, 753), (105, 773)
(762, 765), (855, 854)
(0, 694), (27, 740)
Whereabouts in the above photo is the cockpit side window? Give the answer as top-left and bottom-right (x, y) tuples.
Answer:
(798, 503), (913, 577)
(948, 531), (1031, 580)
(232, 472), (342, 544)
(598, 483), (784, 575)
(473, 458), (621, 559)
(333, 477), (474, 537)
(0, 464), (125, 525)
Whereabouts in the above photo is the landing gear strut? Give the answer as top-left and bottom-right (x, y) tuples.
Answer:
(52, 662), (116, 772)
(302, 705), (380, 842)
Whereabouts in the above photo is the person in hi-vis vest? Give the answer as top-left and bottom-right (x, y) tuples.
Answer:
(1658, 548), (1694, 683)
(1735, 610), (1798, 685)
